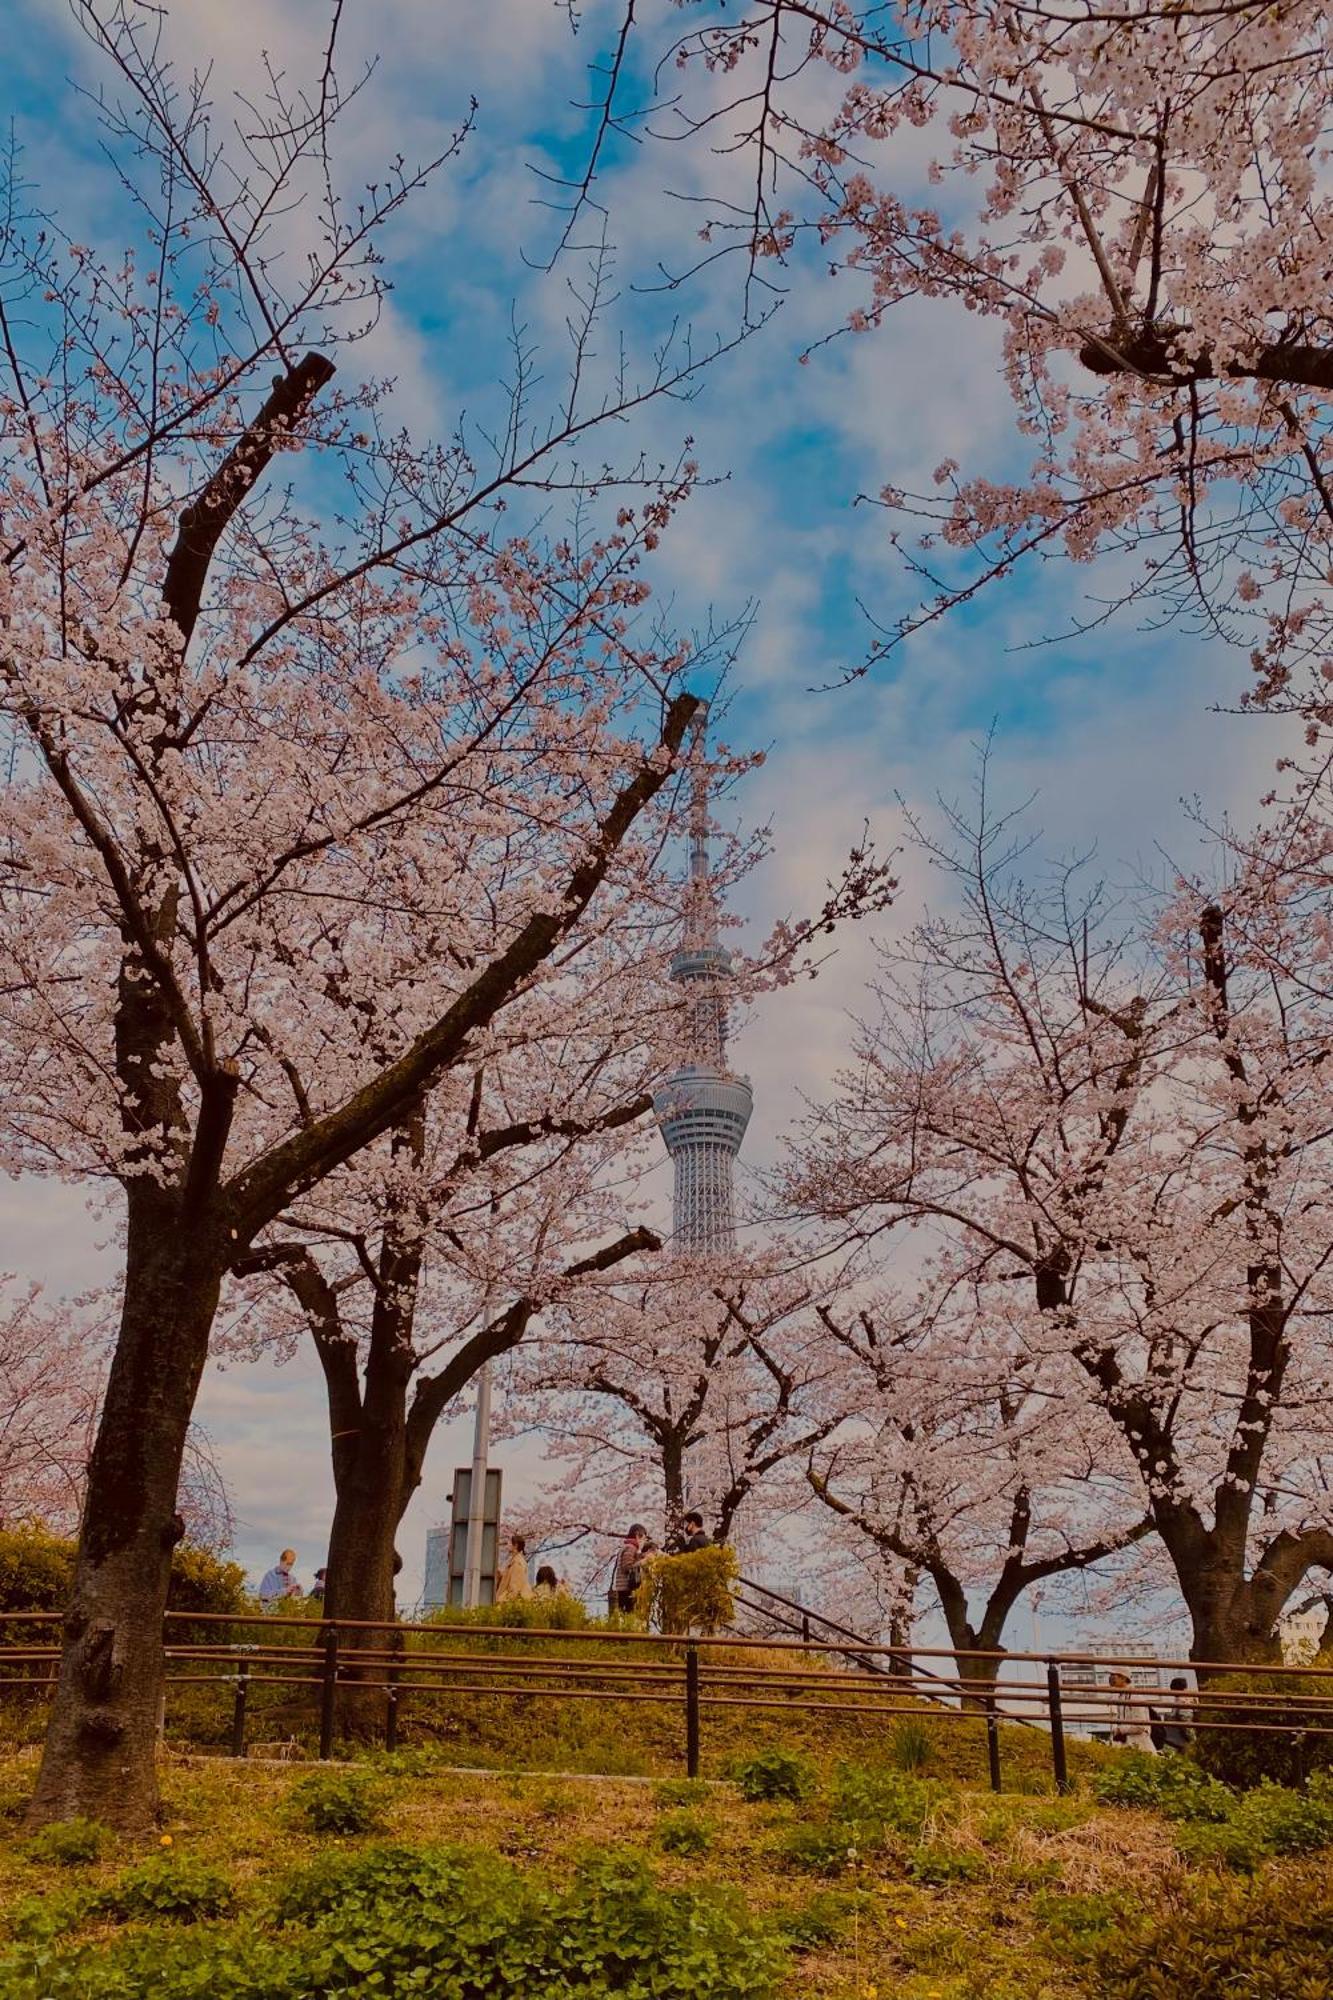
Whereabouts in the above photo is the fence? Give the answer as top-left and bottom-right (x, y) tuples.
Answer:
(4, 1606), (1333, 1793)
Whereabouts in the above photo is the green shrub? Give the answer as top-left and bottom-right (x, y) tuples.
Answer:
(656, 1808), (712, 1855)
(1227, 1779), (1333, 1858)
(733, 1746), (816, 1803)
(887, 1716), (934, 1773)
(907, 1842), (985, 1885)
(21, 1817), (110, 1867)
(0, 1525), (72, 1614)
(424, 1594), (590, 1632)
(1092, 1867), (1333, 1998)
(96, 1854), (236, 1923)
(1192, 1658), (1333, 1790)
(638, 1545), (739, 1635)
(288, 1766), (389, 1835)
(831, 1765), (940, 1843)
(1093, 1752), (1232, 1822)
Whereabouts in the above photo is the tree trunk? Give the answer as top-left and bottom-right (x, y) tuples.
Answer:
(323, 1410), (410, 1741)
(26, 1213), (222, 1830)
(1183, 1571), (1284, 1678)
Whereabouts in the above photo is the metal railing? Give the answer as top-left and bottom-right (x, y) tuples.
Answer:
(3, 1608), (1331, 1793)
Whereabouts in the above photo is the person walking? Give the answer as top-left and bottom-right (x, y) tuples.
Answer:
(495, 1533), (533, 1603)
(611, 1524), (648, 1613)
(534, 1565), (563, 1598)
(258, 1549), (302, 1607)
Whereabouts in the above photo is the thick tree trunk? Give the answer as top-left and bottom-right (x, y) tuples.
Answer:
(1183, 1572), (1284, 1678)
(27, 1215), (221, 1830)
(323, 1411), (410, 1741)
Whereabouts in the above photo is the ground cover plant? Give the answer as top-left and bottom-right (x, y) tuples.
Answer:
(1, 1737), (1331, 1999)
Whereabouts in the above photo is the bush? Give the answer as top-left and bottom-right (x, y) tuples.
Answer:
(831, 1766), (940, 1843)
(424, 1594), (591, 1633)
(733, 1746), (816, 1803)
(0, 1525), (72, 1615)
(637, 1544), (739, 1635)
(0, 1841), (782, 2000)
(288, 1767), (389, 1835)
(1226, 1780), (1333, 1858)
(1092, 1867), (1333, 1998)
(1094, 1753), (1232, 1822)
(656, 1808), (712, 1855)
(96, 1855), (236, 1923)
(1192, 1657), (1333, 1790)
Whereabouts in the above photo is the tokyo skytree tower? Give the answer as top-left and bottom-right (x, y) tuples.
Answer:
(652, 713), (752, 1255)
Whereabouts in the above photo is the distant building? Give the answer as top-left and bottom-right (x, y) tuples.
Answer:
(422, 1525), (450, 1611)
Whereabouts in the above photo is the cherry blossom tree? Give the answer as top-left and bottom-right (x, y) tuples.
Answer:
(517, 1253), (843, 1567)
(0, 3), (753, 1828)
(0, 1280), (230, 1547)
(0, 1282), (102, 1535)
(586, 4), (1333, 707)
(786, 774), (1333, 1670)
(801, 1288), (1149, 1695)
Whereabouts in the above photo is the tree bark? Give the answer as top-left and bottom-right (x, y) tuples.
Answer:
(26, 1208), (222, 1830)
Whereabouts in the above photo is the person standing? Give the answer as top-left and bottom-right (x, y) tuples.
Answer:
(258, 1549), (302, 1608)
(611, 1524), (648, 1613)
(1156, 1676), (1195, 1752)
(680, 1511), (710, 1552)
(1108, 1669), (1156, 1751)
(495, 1533), (533, 1603)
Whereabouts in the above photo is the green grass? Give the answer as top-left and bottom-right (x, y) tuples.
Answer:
(2, 1743), (1331, 1998)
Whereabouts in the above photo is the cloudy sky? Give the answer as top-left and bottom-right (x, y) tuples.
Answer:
(0, 2), (1285, 1632)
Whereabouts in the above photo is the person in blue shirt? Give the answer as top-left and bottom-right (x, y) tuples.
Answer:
(258, 1549), (302, 1607)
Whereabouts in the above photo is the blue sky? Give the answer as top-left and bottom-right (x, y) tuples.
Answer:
(0, 2), (1286, 1644)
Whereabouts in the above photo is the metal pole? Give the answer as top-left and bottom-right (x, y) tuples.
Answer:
(985, 1696), (1002, 1793)
(319, 1624), (339, 1759)
(231, 1661), (250, 1759)
(462, 1361), (492, 1609)
(1046, 1661), (1070, 1793)
(685, 1644), (701, 1778)
(385, 1628), (404, 1753)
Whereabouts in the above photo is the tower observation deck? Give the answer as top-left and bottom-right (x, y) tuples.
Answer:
(652, 711), (752, 1255)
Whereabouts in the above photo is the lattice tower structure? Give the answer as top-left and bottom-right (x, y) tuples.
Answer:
(652, 713), (752, 1256)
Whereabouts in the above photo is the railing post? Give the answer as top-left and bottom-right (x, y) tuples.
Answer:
(384, 1627), (404, 1753)
(1046, 1660), (1070, 1793)
(801, 1611), (811, 1644)
(985, 1695), (1002, 1793)
(685, 1643), (700, 1779)
(231, 1660), (250, 1758)
(319, 1623), (339, 1760)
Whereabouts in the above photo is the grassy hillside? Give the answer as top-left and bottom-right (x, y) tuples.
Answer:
(1, 1740), (1331, 1999)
